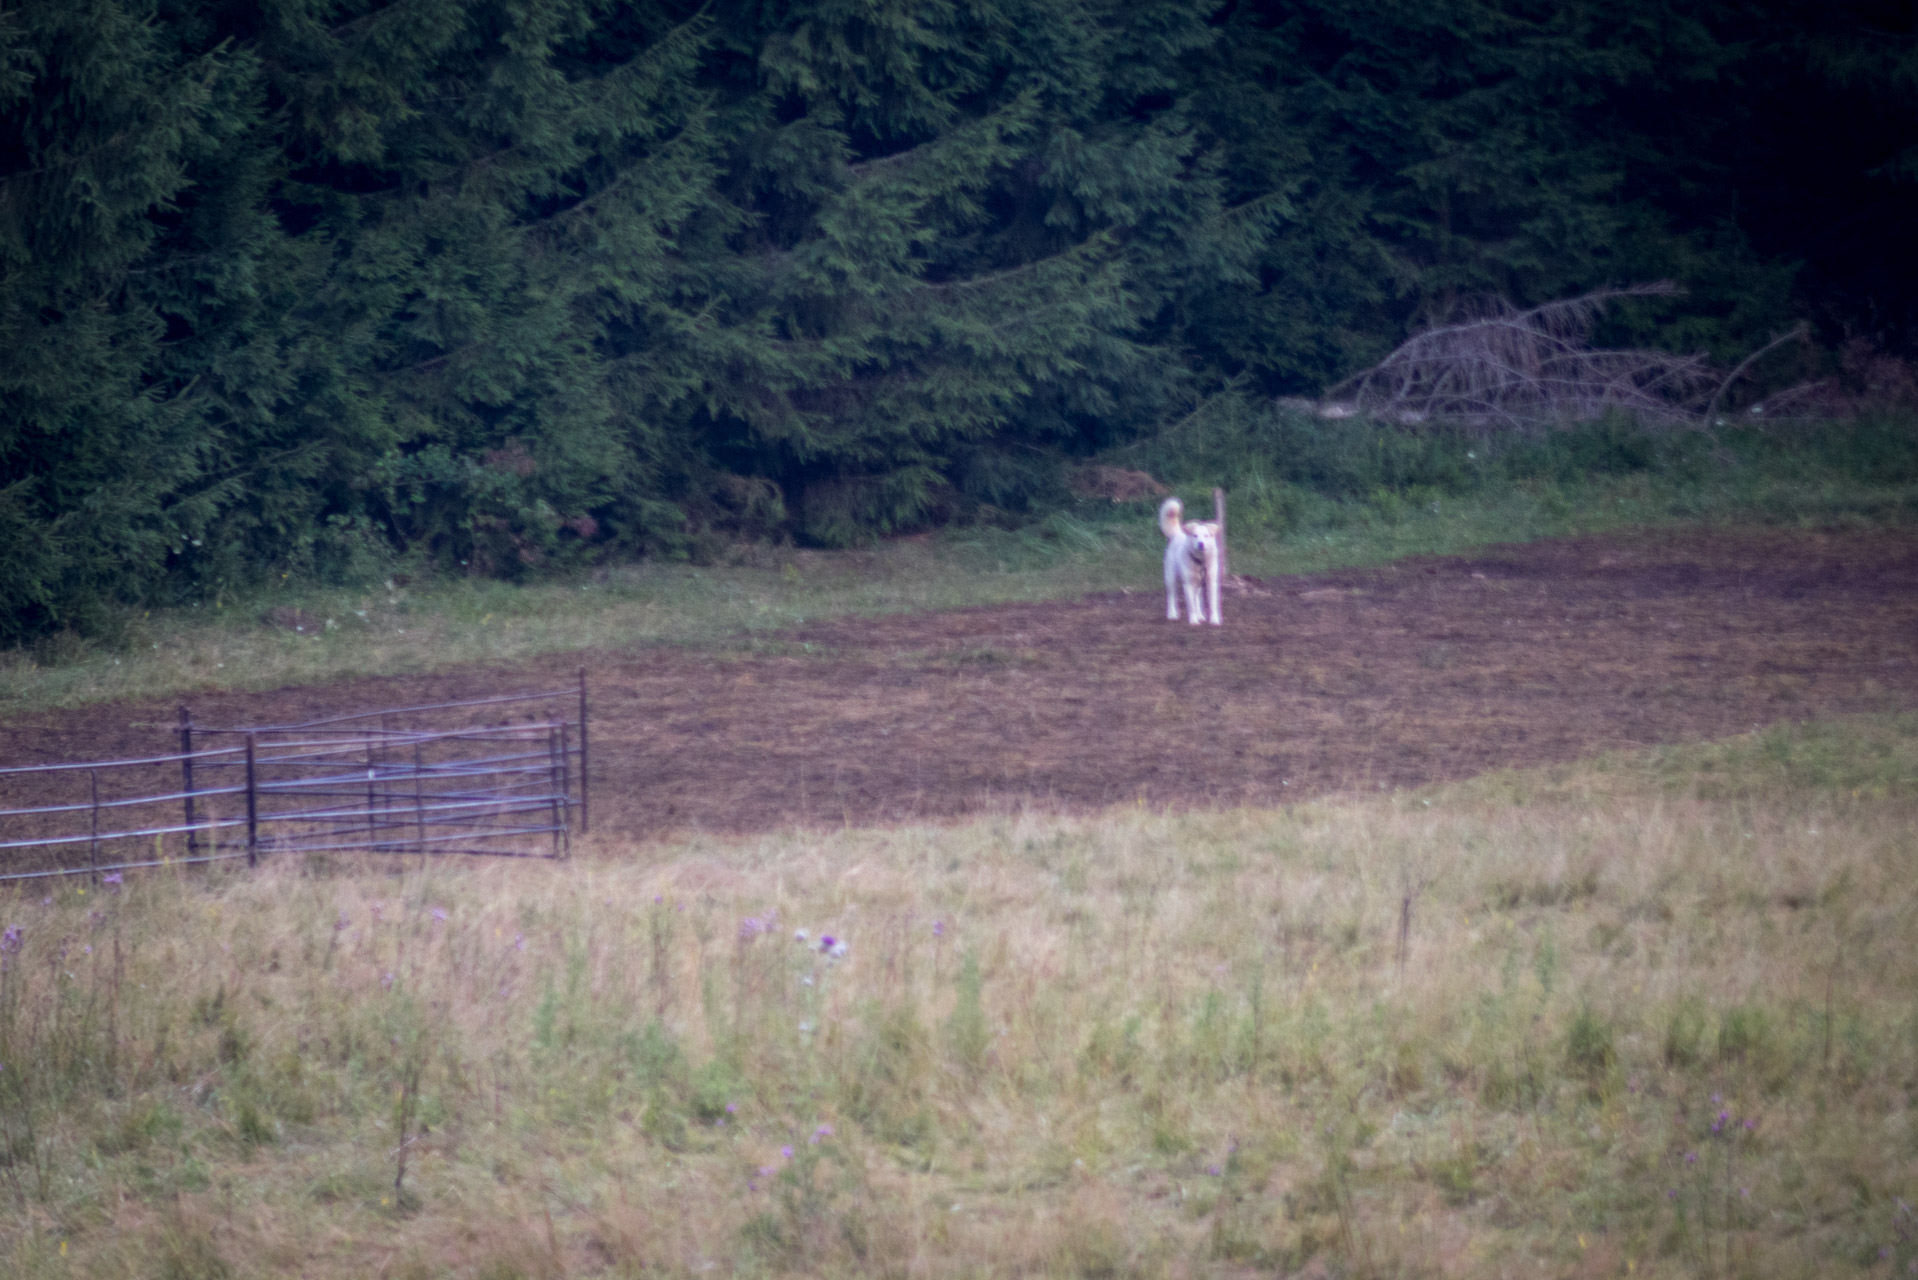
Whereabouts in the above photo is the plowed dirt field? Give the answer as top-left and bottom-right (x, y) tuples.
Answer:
(5, 526), (1917, 842)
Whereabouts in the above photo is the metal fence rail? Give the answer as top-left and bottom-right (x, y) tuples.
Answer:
(0, 673), (589, 881)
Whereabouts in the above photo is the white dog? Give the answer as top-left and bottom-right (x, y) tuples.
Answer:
(1159, 497), (1221, 626)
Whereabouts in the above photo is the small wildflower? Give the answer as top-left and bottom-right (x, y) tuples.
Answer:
(1710, 1093), (1721, 1105)
(1207, 1165), (1222, 1177)
(1685, 1151), (1698, 1165)
(819, 934), (836, 953)
(781, 1145), (794, 1159)
(82, 944), (91, 955)
(830, 942), (848, 960)
(794, 929), (809, 943)
(0, 926), (20, 953)
(725, 1103), (738, 1114)
(813, 1124), (833, 1142)
(932, 919), (945, 938)
(1743, 1117), (1756, 1132)
(382, 971), (395, 990)
(431, 906), (448, 924)
(514, 932), (526, 951)
(758, 1165), (774, 1178)
(653, 895), (663, 905)
(1712, 1112), (1727, 1134)
(102, 872), (122, 887)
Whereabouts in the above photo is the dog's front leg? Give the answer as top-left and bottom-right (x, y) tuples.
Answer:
(1184, 572), (1206, 625)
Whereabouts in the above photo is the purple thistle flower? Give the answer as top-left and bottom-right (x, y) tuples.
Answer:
(932, 919), (945, 938)
(431, 906), (448, 924)
(102, 872), (122, 887)
(812, 1124), (833, 1142)
(781, 1145), (793, 1159)
(1685, 1151), (1698, 1165)
(0, 925), (20, 953)
(725, 1103), (738, 1114)
(819, 934), (836, 953)
(1207, 1166), (1222, 1177)
(1743, 1117), (1756, 1132)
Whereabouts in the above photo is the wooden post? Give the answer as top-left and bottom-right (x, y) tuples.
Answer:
(244, 733), (259, 868)
(577, 667), (590, 834)
(178, 707), (198, 858)
(1213, 487), (1229, 580)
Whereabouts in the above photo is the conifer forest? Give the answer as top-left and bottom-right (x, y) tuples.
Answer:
(3, 0), (1915, 642)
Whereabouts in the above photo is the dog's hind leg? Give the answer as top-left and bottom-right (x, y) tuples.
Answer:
(1165, 544), (1183, 620)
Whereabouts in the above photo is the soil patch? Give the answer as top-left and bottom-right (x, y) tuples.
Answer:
(5, 526), (1917, 843)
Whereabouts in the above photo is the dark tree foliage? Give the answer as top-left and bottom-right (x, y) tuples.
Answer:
(1, 0), (1913, 639)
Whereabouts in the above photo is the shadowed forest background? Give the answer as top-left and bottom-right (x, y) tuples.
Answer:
(4, 0), (1916, 642)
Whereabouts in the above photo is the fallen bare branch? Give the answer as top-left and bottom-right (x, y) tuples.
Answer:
(1316, 284), (1736, 430)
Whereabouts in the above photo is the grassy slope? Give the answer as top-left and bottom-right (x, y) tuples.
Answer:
(1, 714), (1914, 1277)
(4, 453), (1914, 716)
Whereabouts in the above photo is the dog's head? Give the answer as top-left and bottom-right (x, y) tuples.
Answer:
(1182, 520), (1219, 562)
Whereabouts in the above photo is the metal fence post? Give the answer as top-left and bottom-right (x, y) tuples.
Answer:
(244, 733), (259, 868)
(89, 768), (100, 883)
(577, 666), (589, 834)
(179, 706), (198, 858)
(558, 721), (571, 860)
(413, 738), (426, 857)
(365, 737), (379, 851)
(548, 726), (564, 860)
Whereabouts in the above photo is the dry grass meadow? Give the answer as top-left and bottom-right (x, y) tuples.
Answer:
(1, 714), (1914, 1278)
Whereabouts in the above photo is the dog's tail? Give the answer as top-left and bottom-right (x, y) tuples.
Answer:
(1158, 496), (1183, 538)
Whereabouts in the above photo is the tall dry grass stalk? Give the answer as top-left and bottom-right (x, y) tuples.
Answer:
(0, 715), (1913, 1277)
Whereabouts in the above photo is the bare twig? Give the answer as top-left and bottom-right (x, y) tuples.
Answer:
(1704, 323), (1811, 424)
